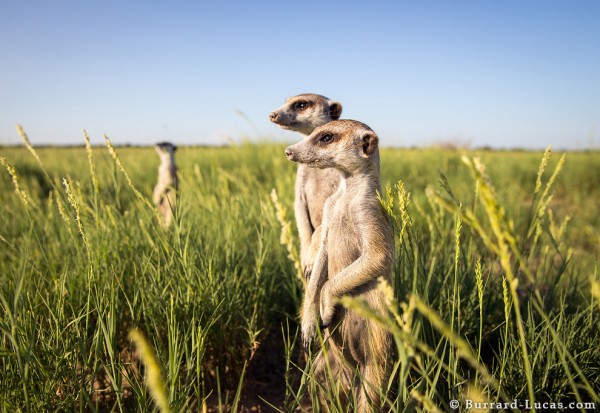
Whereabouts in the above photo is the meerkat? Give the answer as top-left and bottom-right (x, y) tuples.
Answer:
(285, 120), (395, 412)
(152, 142), (178, 227)
(269, 93), (343, 277)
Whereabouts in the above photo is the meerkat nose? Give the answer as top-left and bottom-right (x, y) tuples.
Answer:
(269, 112), (278, 122)
(285, 147), (294, 159)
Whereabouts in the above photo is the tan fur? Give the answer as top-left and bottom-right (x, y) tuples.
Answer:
(152, 142), (178, 227)
(286, 120), (394, 412)
(270, 94), (343, 277)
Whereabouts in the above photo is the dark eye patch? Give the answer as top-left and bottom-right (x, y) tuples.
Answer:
(293, 100), (310, 110)
(319, 133), (333, 144)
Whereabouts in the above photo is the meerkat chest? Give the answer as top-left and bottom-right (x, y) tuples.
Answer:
(326, 197), (361, 276)
(299, 166), (340, 228)
(157, 164), (176, 185)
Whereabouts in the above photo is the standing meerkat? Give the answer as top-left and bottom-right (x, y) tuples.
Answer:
(152, 142), (178, 227)
(269, 93), (343, 277)
(285, 120), (394, 412)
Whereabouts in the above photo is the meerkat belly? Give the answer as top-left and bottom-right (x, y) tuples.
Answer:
(302, 166), (340, 230)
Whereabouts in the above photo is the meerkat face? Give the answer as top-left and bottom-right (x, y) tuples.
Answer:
(269, 94), (342, 135)
(155, 142), (177, 157)
(285, 120), (379, 172)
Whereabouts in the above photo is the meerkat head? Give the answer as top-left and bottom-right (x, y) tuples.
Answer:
(155, 142), (177, 158)
(285, 120), (379, 173)
(269, 94), (342, 135)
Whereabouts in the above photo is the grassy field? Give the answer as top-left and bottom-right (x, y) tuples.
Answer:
(1, 132), (599, 412)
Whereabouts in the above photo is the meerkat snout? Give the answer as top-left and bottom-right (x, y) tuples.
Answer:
(284, 146), (296, 161)
(269, 112), (279, 122)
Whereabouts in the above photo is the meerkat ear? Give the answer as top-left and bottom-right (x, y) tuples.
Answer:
(329, 102), (342, 120)
(360, 132), (378, 158)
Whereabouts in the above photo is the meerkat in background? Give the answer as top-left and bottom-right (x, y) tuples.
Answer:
(285, 120), (394, 412)
(269, 94), (343, 277)
(153, 142), (178, 227)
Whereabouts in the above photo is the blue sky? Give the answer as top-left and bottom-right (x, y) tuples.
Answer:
(1, 1), (599, 149)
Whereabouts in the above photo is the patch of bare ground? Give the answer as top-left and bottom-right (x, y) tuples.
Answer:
(204, 327), (297, 412)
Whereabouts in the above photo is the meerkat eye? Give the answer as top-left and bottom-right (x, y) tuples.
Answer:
(320, 133), (334, 143)
(294, 101), (309, 110)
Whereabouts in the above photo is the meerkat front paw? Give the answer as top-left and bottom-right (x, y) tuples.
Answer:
(300, 250), (314, 279)
(301, 298), (320, 346)
(319, 282), (336, 328)
(302, 259), (315, 280)
(301, 319), (317, 348)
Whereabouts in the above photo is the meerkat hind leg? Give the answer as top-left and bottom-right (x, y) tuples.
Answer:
(356, 319), (392, 412)
(312, 339), (355, 412)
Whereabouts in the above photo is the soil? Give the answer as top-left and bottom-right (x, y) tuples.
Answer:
(205, 327), (301, 412)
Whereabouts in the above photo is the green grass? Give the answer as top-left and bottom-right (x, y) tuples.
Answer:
(0, 133), (599, 412)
